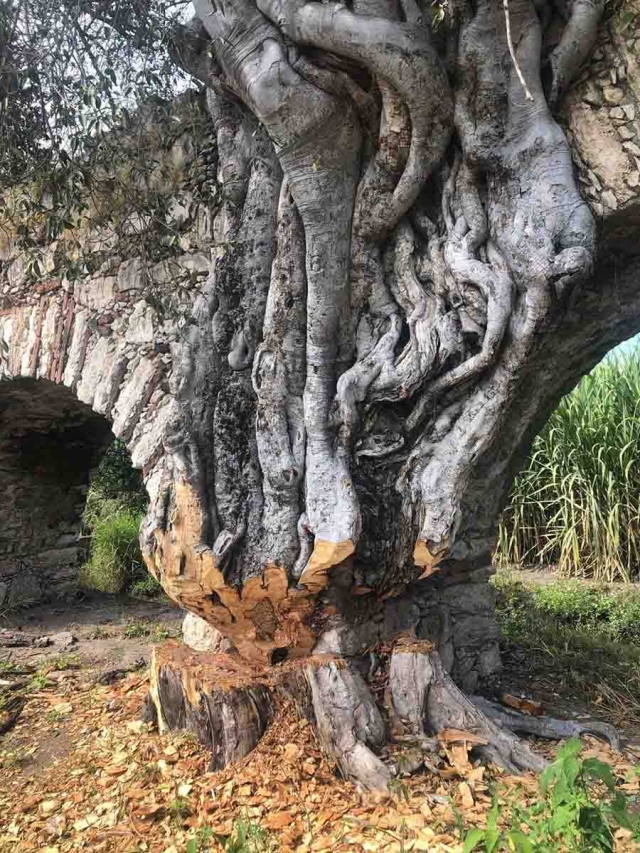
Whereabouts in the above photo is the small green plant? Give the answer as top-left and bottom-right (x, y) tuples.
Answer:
(387, 777), (411, 803)
(0, 659), (21, 676)
(208, 819), (276, 853)
(123, 620), (151, 639)
(129, 574), (163, 598)
(463, 739), (640, 852)
(169, 795), (191, 825)
(1, 749), (31, 769)
(122, 621), (178, 641)
(46, 708), (62, 725)
(27, 673), (50, 690)
(50, 653), (80, 671)
(186, 827), (215, 853)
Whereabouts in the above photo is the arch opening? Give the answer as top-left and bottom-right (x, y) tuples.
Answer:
(0, 377), (123, 608)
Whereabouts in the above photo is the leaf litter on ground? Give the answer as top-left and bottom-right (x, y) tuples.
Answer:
(0, 664), (638, 853)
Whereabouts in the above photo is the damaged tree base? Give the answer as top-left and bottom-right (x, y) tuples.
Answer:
(146, 639), (619, 791)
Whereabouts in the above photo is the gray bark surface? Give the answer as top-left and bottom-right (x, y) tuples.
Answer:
(5, 0), (633, 789)
(142, 0), (612, 664)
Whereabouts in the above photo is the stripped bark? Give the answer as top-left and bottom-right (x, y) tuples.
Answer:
(149, 638), (618, 790)
(138, 0), (626, 781)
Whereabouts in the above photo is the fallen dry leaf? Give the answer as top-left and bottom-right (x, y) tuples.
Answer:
(501, 694), (544, 716)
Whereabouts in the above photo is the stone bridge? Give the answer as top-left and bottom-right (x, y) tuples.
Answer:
(1, 13), (640, 615)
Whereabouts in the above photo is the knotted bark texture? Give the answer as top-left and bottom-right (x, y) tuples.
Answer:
(141, 0), (605, 674)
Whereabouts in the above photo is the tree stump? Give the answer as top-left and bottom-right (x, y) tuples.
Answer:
(146, 637), (616, 790)
(149, 643), (273, 770)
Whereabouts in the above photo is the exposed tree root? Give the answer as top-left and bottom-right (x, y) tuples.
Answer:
(304, 658), (392, 790)
(148, 638), (618, 791)
(389, 640), (547, 774)
(469, 695), (621, 751)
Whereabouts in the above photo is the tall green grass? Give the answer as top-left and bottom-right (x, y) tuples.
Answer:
(80, 496), (146, 593)
(497, 352), (640, 582)
(79, 439), (160, 596)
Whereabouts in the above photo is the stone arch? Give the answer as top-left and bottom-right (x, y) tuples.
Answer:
(0, 377), (114, 607)
(0, 286), (182, 608)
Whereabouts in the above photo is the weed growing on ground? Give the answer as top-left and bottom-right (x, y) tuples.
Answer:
(186, 819), (276, 852)
(186, 828), (215, 852)
(45, 708), (62, 725)
(123, 621), (178, 641)
(494, 573), (640, 641)
(129, 574), (163, 598)
(123, 621), (151, 639)
(463, 739), (640, 851)
(49, 653), (80, 671)
(27, 673), (50, 691)
(493, 573), (640, 720)
(169, 796), (191, 825)
(0, 658), (21, 675)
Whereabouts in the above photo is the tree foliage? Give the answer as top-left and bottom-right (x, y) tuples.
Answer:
(0, 0), (189, 189)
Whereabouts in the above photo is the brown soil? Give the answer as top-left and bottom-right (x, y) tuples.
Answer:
(0, 593), (183, 674)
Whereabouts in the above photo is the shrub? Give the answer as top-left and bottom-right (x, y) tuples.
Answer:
(80, 438), (159, 595)
(493, 573), (640, 717)
(497, 352), (640, 582)
(89, 438), (147, 512)
(493, 573), (640, 642)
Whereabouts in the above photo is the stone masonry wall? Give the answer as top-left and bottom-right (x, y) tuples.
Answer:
(0, 95), (216, 607)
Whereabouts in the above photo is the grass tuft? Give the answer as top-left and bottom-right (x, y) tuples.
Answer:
(79, 439), (161, 596)
(80, 501), (144, 594)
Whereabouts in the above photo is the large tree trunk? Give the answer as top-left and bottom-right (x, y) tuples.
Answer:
(138, 0), (632, 787)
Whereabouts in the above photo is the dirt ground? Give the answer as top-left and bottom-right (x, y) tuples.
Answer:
(0, 593), (183, 674)
(0, 594), (639, 852)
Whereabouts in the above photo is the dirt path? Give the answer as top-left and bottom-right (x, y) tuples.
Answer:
(0, 593), (183, 675)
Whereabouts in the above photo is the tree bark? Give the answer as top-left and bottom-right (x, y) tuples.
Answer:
(137, 0), (632, 788)
(149, 636), (619, 789)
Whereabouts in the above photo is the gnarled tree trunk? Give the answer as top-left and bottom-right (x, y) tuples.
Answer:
(140, 0), (634, 788)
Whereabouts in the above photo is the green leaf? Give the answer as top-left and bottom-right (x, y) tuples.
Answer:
(549, 803), (576, 833)
(556, 738), (583, 763)
(582, 758), (617, 792)
(505, 830), (533, 852)
(463, 828), (486, 852)
(487, 799), (500, 832)
(485, 828), (502, 853)
(609, 793), (635, 830)
(186, 839), (198, 853)
(579, 804), (613, 846)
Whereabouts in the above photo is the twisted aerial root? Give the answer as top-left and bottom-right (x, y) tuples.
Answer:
(257, 0), (453, 238)
(195, 0), (364, 565)
(547, 0), (606, 105)
(253, 179), (306, 567)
